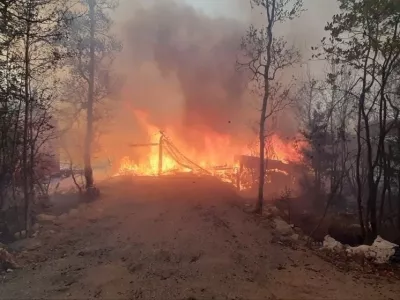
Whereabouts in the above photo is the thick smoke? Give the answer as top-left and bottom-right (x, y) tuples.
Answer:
(117, 1), (254, 148)
(108, 0), (339, 155)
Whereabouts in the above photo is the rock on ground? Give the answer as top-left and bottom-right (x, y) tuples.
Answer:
(0, 248), (18, 271)
(272, 217), (294, 236)
(346, 236), (398, 264)
(323, 235), (345, 251)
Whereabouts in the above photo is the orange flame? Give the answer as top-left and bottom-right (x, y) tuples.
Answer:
(267, 134), (303, 164)
(114, 108), (304, 186)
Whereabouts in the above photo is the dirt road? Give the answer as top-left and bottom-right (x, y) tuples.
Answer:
(0, 175), (398, 299)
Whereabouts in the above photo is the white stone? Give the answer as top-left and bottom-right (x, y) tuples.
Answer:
(322, 235), (344, 251)
(273, 217), (293, 236)
(346, 236), (397, 264)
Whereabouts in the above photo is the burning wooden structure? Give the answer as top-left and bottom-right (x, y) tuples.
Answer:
(126, 131), (211, 177)
(116, 129), (304, 196)
(234, 154), (303, 195)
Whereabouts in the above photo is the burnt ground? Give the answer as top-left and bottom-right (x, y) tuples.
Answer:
(0, 175), (399, 300)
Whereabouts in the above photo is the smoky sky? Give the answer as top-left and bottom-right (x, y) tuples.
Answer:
(119, 1), (252, 140)
(113, 0), (339, 148)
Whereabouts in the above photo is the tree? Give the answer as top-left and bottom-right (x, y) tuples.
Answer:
(301, 107), (332, 196)
(298, 64), (360, 213)
(18, 0), (67, 231)
(0, 1), (25, 238)
(238, 0), (303, 213)
(62, 0), (121, 195)
(322, 0), (400, 242)
(0, 0), (67, 234)
(386, 122), (400, 233)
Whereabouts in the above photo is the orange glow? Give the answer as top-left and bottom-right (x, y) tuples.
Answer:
(114, 108), (304, 188)
(267, 134), (304, 164)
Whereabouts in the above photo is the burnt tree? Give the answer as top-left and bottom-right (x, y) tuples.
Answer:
(238, 0), (303, 213)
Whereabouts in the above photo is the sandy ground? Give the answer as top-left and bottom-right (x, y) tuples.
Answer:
(0, 175), (399, 300)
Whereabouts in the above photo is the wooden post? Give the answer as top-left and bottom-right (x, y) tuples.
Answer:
(236, 161), (243, 190)
(158, 136), (163, 176)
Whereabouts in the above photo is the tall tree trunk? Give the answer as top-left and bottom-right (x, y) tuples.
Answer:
(357, 28), (377, 242)
(0, 1), (10, 210)
(356, 96), (366, 240)
(379, 152), (389, 229)
(29, 90), (35, 221)
(397, 127), (400, 232)
(256, 1), (275, 214)
(398, 172), (400, 232)
(22, 8), (32, 232)
(84, 0), (96, 189)
(257, 98), (267, 213)
(366, 179), (378, 242)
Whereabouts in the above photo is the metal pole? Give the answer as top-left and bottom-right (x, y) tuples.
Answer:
(158, 136), (163, 176)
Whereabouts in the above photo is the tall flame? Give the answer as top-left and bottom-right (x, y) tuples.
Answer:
(114, 108), (303, 187)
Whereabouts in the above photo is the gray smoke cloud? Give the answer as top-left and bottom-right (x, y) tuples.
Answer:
(114, 0), (255, 150)
(149, 7), (247, 132)
(109, 0), (338, 151)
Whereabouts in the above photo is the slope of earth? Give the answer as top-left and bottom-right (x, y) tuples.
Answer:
(0, 175), (399, 300)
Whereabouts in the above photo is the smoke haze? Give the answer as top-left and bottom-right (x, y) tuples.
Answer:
(106, 0), (258, 159)
(99, 0), (338, 160)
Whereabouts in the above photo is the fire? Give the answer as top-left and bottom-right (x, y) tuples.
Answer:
(267, 134), (303, 164)
(114, 108), (304, 188)
(115, 110), (191, 176)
